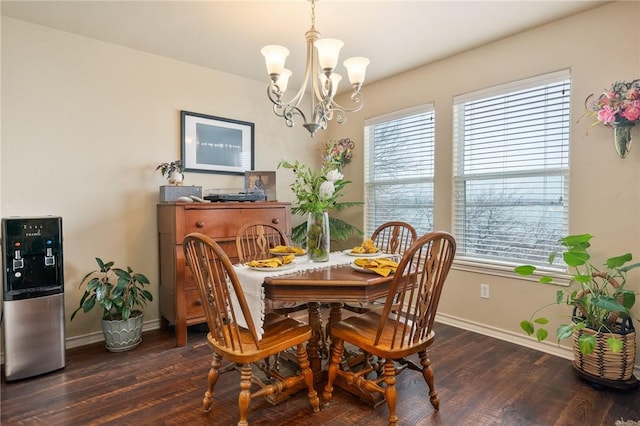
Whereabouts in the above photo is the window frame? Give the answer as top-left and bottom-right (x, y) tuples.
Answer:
(452, 69), (571, 272)
(364, 104), (436, 237)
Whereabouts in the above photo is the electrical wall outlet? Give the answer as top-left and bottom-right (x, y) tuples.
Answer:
(480, 283), (490, 299)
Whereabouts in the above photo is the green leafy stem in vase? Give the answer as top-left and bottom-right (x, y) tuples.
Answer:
(307, 214), (329, 260)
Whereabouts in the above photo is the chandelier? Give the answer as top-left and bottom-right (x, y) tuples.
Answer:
(261, 0), (369, 137)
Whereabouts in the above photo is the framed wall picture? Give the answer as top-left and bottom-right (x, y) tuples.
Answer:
(181, 110), (254, 175)
(245, 171), (276, 201)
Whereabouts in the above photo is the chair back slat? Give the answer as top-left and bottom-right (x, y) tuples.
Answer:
(184, 233), (261, 353)
(371, 221), (417, 255)
(236, 222), (291, 262)
(374, 232), (456, 349)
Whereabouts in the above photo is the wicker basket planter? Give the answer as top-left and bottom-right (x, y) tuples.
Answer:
(572, 324), (636, 382)
(516, 234), (639, 389)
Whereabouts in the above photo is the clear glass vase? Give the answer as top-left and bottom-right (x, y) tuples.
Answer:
(306, 211), (330, 262)
(613, 122), (634, 159)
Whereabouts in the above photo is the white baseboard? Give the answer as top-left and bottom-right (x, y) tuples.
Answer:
(435, 312), (640, 378)
(65, 318), (162, 349)
(0, 319), (162, 364)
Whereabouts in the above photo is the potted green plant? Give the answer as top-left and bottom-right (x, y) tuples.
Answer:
(71, 258), (153, 352)
(156, 160), (184, 185)
(515, 234), (639, 385)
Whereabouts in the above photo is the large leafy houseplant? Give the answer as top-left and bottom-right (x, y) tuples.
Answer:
(515, 234), (639, 355)
(71, 257), (153, 321)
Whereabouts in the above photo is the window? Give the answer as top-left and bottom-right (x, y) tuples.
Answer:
(364, 105), (435, 237)
(453, 70), (570, 268)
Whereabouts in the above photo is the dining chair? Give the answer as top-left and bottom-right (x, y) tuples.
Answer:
(323, 231), (456, 426)
(235, 222), (291, 262)
(236, 222), (307, 316)
(183, 232), (320, 426)
(371, 221), (417, 255)
(344, 221), (417, 314)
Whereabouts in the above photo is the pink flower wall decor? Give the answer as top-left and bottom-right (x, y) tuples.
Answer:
(582, 79), (640, 128)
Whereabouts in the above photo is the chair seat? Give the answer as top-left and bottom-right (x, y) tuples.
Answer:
(330, 311), (435, 360)
(208, 313), (312, 364)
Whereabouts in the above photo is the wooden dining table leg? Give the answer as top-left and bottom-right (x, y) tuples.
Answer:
(327, 302), (343, 356)
(306, 301), (323, 373)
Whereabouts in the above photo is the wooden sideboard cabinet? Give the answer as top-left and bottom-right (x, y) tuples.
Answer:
(157, 202), (291, 346)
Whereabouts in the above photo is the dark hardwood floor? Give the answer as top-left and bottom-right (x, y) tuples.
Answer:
(2, 319), (639, 425)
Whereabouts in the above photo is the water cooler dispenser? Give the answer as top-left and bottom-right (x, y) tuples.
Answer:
(2, 216), (66, 381)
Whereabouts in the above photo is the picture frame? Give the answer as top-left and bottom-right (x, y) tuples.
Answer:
(245, 171), (276, 201)
(181, 110), (254, 175)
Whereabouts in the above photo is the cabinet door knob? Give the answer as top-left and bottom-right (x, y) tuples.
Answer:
(196, 221), (204, 228)
(272, 218), (280, 224)
(194, 299), (202, 306)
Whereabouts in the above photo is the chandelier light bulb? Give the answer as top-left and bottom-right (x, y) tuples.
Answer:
(314, 38), (344, 71)
(343, 57), (370, 87)
(319, 73), (342, 98)
(277, 69), (292, 93)
(261, 45), (290, 77)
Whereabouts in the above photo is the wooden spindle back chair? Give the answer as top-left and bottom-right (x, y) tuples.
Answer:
(371, 221), (417, 255)
(345, 221), (417, 314)
(323, 231), (456, 426)
(183, 233), (319, 426)
(236, 222), (306, 315)
(235, 222), (291, 262)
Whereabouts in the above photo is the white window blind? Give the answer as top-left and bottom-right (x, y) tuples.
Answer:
(453, 70), (571, 267)
(364, 105), (435, 237)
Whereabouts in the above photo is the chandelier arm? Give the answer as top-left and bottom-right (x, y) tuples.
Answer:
(329, 91), (365, 114)
(270, 25), (317, 130)
(279, 45), (310, 110)
(307, 27), (330, 134)
(265, 84), (282, 105)
(274, 103), (308, 128)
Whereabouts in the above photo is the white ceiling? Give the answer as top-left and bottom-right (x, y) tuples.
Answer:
(1, 0), (609, 92)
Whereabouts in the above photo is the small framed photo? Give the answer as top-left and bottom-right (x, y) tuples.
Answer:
(181, 111), (254, 175)
(245, 171), (276, 201)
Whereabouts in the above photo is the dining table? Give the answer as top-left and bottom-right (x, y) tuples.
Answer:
(233, 250), (398, 407)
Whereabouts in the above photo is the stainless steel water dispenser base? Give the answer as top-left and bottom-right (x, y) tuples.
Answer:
(3, 293), (66, 381)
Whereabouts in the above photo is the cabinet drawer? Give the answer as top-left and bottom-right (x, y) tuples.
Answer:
(185, 289), (205, 319)
(183, 208), (288, 239)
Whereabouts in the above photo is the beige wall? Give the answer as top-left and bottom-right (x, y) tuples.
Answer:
(328, 1), (640, 364)
(2, 1), (640, 370)
(0, 17), (319, 342)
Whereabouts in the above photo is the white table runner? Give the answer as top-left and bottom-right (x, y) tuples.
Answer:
(232, 251), (356, 339)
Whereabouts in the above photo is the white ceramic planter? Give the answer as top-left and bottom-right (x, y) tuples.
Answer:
(101, 313), (144, 352)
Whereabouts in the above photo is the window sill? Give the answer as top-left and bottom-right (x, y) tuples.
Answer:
(452, 258), (571, 287)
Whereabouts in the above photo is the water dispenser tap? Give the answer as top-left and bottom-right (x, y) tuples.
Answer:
(13, 248), (24, 271)
(45, 247), (55, 266)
